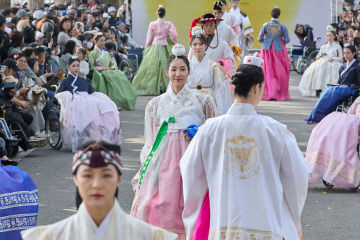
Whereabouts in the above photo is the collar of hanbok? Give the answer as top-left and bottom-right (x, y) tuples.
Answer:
(326, 41), (337, 47)
(227, 103), (257, 116)
(157, 18), (165, 21)
(341, 59), (357, 76)
(87, 201), (114, 240)
(167, 83), (189, 102)
(192, 54), (208, 65)
(95, 46), (105, 62)
(67, 73), (79, 94)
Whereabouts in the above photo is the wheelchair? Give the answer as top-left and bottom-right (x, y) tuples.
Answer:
(290, 37), (321, 74)
(119, 47), (143, 83)
(321, 86), (360, 191)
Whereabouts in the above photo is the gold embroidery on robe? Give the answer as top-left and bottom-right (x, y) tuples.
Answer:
(153, 227), (165, 240)
(223, 135), (261, 179)
(266, 23), (281, 37)
(307, 151), (358, 184)
(209, 226), (283, 240)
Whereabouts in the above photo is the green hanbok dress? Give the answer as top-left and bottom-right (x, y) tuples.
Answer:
(89, 47), (137, 110)
(132, 18), (177, 96)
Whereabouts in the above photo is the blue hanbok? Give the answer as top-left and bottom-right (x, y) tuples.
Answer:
(0, 164), (39, 240)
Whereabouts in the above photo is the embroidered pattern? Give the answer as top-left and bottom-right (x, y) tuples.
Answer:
(307, 151), (358, 184)
(209, 226), (283, 240)
(153, 227), (165, 240)
(266, 23), (281, 37)
(0, 190), (39, 210)
(223, 135), (261, 179)
(0, 213), (38, 232)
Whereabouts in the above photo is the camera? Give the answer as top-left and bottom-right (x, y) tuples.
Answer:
(304, 24), (313, 34)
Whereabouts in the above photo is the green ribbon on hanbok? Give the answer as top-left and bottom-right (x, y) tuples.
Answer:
(138, 116), (175, 186)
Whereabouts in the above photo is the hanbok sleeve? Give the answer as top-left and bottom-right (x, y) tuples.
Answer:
(145, 22), (155, 48)
(180, 128), (208, 240)
(280, 129), (309, 236)
(316, 45), (325, 59)
(168, 22), (178, 44)
(211, 62), (232, 115)
(56, 80), (67, 93)
(282, 25), (290, 45)
(333, 45), (344, 62)
(88, 51), (96, 71)
(257, 23), (266, 42)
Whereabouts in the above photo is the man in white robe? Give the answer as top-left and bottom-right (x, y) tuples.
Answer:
(180, 103), (309, 240)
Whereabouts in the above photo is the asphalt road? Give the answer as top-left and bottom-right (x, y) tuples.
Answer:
(17, 72), (360, 240)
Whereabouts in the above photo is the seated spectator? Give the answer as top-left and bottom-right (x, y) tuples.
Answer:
(71, 22), (84, 47)
(35, 46), (46, 75)
(8, 30), (23, 57)
(76, 47), (89, 78)
(57, 16), (72, 52)
(59, 40), (76, 73)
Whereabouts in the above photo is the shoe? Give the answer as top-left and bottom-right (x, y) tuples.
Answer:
(35, 132), (47, 139)
(117, 107), (122, 112)
(29, 137), (48, 147)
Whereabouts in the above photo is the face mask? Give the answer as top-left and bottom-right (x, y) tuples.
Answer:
(5, 18), (11, 23)
(86, 42), (94, 49)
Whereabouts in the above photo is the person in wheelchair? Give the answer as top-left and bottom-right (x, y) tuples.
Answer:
(299, 26), (343, 97)
(293, 24), (314, 56)
(0, 82), (35, 149)
(55, 56), (121, 152)
(305, 45), (360, 123)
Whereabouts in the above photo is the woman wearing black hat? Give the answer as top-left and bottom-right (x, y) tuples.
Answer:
(21, 141), (177, 240)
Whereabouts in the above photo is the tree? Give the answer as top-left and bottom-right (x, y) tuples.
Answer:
(0, 0), (11, 10)
(28, 0), (44, 12)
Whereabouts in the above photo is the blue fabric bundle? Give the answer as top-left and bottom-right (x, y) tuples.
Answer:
(305, 86), (357, 124)
(183, 124), (200, 140)
(0, 164), (39, 240)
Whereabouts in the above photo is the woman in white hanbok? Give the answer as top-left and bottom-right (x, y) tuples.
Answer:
(187, 27), (232, 115)
(131, 45), (216, 239)
(299, 29), (343, 97)
(21, 141), (177, 240)
(180, 56), (308, 240)
(189, 14), (234, 77)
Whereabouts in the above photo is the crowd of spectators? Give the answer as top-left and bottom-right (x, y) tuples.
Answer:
(0, 0), (140, 162)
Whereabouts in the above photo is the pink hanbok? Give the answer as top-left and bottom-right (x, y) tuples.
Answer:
(306, 111), (360, 188)
(258, 19), (291, 101)
(260, 41), (290, 101)
(131, 85), (215, 239)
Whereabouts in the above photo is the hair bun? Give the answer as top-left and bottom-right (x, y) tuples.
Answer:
(231, 71), (248, 85)
(172, 44), (186, 57)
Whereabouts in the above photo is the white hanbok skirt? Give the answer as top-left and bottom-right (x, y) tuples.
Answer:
(55, 91), (121, 152)
(298, 58), (342, 97)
